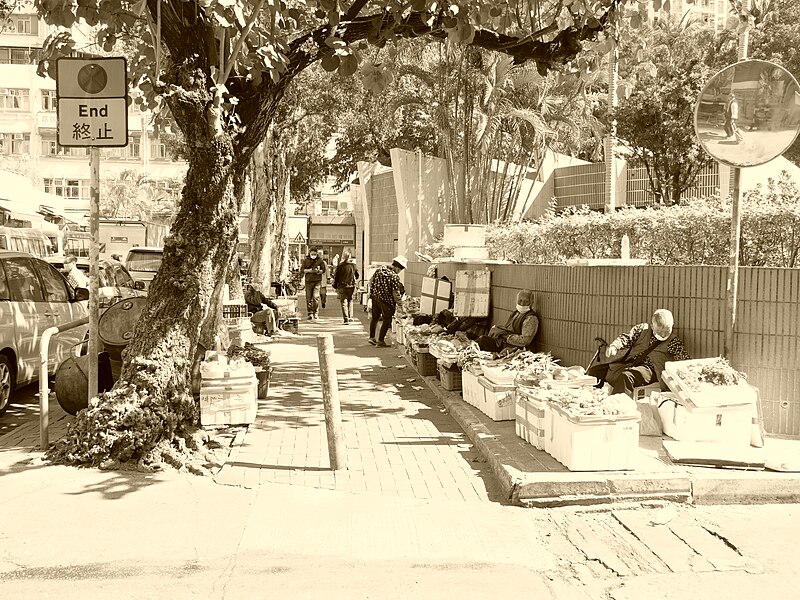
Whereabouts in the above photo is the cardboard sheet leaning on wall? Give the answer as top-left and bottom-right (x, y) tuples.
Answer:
(454, 270), (491, 318)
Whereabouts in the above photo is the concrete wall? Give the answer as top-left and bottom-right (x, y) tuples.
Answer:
(357, 162), (398, 265)
(405, 261), (800, 437)
(390, 148), (448, 259)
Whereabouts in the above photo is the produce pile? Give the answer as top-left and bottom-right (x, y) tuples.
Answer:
(404, 323), (442, 347)
(544, 387), (636, 418)
(397, 296), (420, 316)
(456, 343), (493, 372)
(227, 343), (272, 369)
(676, 357), (747, 391)
(429, 335), (471, 357)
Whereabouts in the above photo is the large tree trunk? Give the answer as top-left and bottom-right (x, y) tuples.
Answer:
(248, 142), (272, 290)
(49, 58), (246, 467)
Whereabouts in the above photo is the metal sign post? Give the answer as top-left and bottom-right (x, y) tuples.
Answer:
(57, 57), (128, 405)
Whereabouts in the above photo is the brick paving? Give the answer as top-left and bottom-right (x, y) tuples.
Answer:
(216, 304), (504, 502)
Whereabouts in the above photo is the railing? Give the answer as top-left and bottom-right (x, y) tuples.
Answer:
(39, 316), (89, 450)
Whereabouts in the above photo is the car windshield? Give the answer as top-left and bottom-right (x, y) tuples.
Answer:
(127, 251), (162, 273)
(99, 262), (134, 288)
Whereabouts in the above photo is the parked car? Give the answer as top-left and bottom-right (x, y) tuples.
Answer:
(124, 247), (163, 291)
(45, 257), (146, 308)
(0, 251), (90, 416)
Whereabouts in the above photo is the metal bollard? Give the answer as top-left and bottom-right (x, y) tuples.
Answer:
(316, 333), (347, 470)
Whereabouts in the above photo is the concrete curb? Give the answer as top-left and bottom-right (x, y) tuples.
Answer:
(411, 354), (800, 507)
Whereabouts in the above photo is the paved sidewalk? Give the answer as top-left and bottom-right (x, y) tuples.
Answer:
(216, 303), (505, 503)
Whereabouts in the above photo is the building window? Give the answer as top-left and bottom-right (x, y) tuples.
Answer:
(10, 133), (29, 155)
(41, 139), (58, 155)
(42, 90), (57, 111)
(13, 17), (32, 34)
(129, 136), (140, 158)
(44, 178), (89, 200)
(10, 49), (28, 64)
(0, 88), (29, 110)
(150, 140), (167, 160)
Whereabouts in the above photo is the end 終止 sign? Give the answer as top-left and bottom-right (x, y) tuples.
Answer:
(57, 57), (128, 147)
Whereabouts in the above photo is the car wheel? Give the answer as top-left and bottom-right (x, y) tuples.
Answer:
(0, 355), (15, 416)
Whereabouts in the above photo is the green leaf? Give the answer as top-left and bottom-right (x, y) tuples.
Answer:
(321, 53), (340, 72)
(338, 54), (358, 77)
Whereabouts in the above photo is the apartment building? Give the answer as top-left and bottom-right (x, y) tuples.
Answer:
(0, 10), (186, 225)
(660, 0), (732, 30)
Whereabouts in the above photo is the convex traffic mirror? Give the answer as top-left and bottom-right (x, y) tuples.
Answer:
(694, 59), (800, 167)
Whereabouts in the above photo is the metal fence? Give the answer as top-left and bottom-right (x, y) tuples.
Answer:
(405, 261), (800, 436)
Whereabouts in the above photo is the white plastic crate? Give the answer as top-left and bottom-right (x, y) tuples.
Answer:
(656, 391), (753, 445)
(477, 376), (515, 421)
(444, 224), (487, 247)
(515, 390), (549, 450)
(547, 405), (640, 471)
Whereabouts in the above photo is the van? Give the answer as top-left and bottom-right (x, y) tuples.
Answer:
(125, 247), (163, 290)
(0, 227), (55, 259)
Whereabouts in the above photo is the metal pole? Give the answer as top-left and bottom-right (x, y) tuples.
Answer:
(316, 333), (346, 470)
(88, 147), (100, 403)
(724, 1), (750, 360)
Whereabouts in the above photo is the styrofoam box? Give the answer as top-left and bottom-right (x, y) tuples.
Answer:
(462, 369), (482, 408)
(200, 379), (257, 426)
(444, 224), (487, 247)
(454, 246), (490, 260)
(548, 405), (641, 471)
(515, 391), (549, 450)
(477, 376), (515, 421)
(481, 364), (519, 386)
(657, 392), (753, 445)
(663, 359), (758, 408)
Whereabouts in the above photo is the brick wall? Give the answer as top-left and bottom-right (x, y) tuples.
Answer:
(368, 171), (398, 264)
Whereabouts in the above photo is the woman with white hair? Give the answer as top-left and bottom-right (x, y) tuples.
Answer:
(588, 308), (689, 395)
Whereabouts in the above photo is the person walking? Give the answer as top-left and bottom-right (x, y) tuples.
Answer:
(368, 256), (407, 347)
(332, 249), (359, 324)
(724, 92), (740, 141)
(301, 247), (326, 320)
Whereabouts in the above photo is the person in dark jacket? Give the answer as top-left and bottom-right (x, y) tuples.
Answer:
(332, 249), (360, 324)
(476, 290), (539, 353)
(301, 247), (326, 320)
(587, 308), (689, 395)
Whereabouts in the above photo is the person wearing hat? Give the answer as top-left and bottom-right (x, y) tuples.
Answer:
(476, 290), (539, 354)
(367, 255), (407, 347)
(587, 308), (689, 395)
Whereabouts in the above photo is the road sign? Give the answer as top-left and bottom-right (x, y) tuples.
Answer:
(57, 57), (128, 147)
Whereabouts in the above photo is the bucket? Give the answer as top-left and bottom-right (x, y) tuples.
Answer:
(255, 368), (271, 399)
(98, 297), (148, 361)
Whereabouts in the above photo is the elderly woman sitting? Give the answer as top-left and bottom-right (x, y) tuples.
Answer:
(476, 290), (539, 354)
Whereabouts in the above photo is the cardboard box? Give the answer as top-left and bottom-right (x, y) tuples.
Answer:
(656, 391), (753, 445)
(420, 277), (452, 315)
(547, 405), (640, 471)
(200, 377), (257, 426)
(453, 270), (491, 317)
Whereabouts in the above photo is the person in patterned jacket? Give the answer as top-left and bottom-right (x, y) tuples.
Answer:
(588, 308), (690, 395)
(368, 255), (407, 347)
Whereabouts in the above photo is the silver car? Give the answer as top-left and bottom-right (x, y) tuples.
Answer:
(0, 251), (89, 415)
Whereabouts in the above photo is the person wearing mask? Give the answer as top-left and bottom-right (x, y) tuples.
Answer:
(332, 249), (359, 324)
(301, 247), (326, 320)
(476, 290), (539, 353)
(368, 255), (407, 347)
(587, 308), (689, 395)
(63, 255), (89, 289)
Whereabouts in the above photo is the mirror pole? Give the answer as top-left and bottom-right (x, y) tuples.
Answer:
(724, 1), (750, 360)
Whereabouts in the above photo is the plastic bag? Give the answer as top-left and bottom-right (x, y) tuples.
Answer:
(637, 397), (663, 436)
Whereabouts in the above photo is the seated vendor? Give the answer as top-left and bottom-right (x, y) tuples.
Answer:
(245, 284), (280, 335)
(476, 290), (539, 353)
(587, 308), (689, 395)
